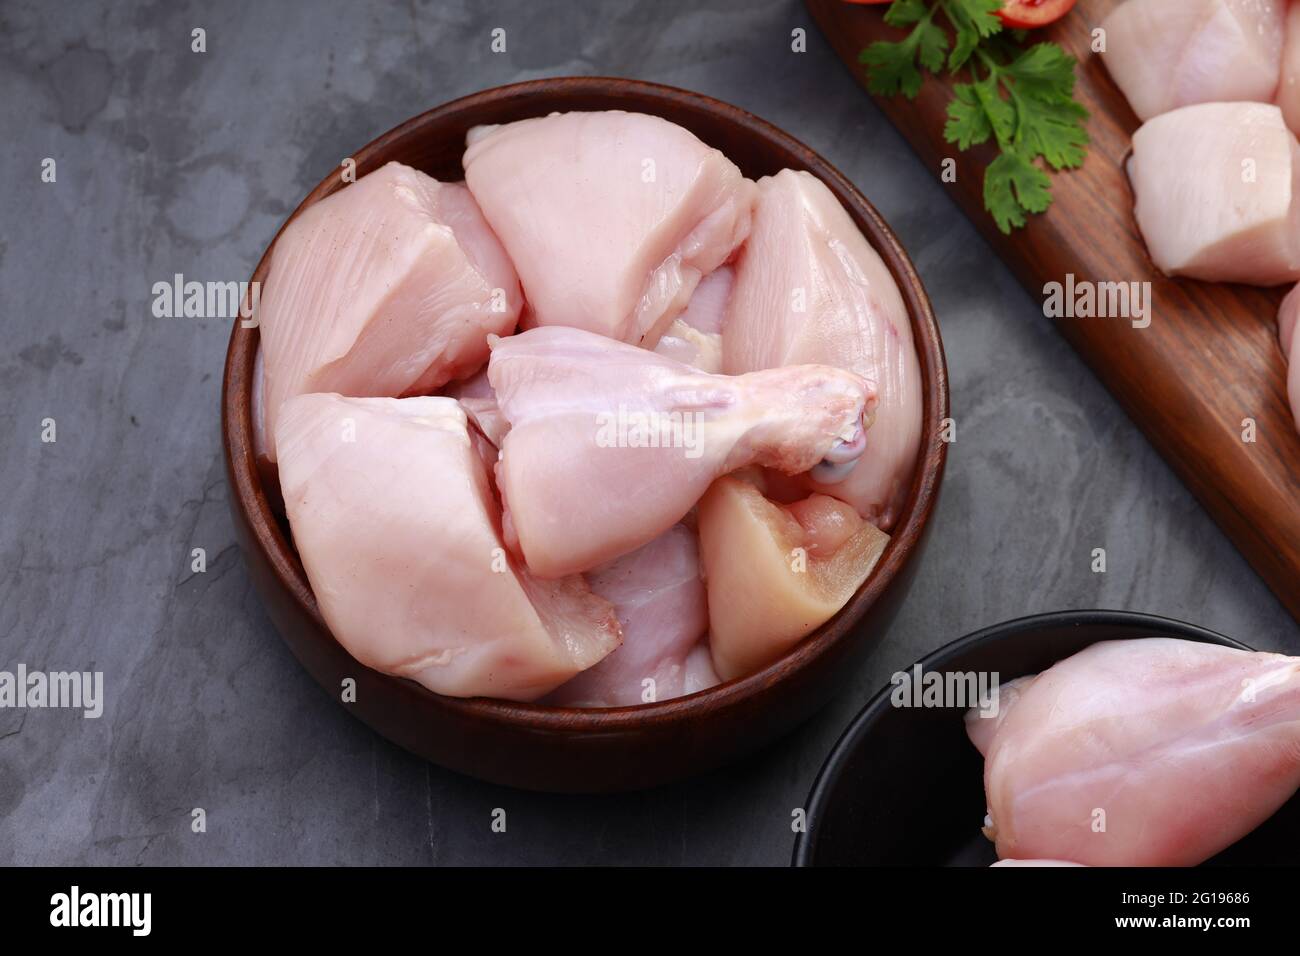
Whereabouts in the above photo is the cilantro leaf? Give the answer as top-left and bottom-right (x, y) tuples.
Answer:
(859, 1), (1090, 231)
(939, 0), (999, 70)
(944, 82), (992, 149)
(946, 0), (1004, 38)
(948, 26), (979, 71)
(972, 72), (1015, 146)
(860, 40), (926, 99)
(984, 150), (1052, 234)
(914, 18), (949, 74)
(1002, 42), (1081, 101)
(859, 6), (948, 99)
(884, 0), (930, 27)
(999, 43), (1090, 169)
(1017, 93), (1089, 170)
(944, 73), (1008, 150)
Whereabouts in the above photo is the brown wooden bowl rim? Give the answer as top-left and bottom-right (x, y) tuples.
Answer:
(221, 76), (949, 733)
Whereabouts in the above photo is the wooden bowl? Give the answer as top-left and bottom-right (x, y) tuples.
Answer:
(221, 77), (949, 793)
(793, 611), (1300, 865)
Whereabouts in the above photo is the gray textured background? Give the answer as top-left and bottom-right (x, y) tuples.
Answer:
(1, 0), (1296, 866)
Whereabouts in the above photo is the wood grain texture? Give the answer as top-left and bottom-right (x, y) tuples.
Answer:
(223, 77), (949, 792)
(807, 0), (1300, 619)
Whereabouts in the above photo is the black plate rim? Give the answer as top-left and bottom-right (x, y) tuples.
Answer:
(790, 609), (1248, 867)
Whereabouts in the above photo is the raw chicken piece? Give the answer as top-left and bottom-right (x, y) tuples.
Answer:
(275, 393), (620, 701)
(963, 675), (1033, 756)
(1282, 283), (1299, 360)
(465, 123), (499, 147)
(463, 111), (756, 347)
(257, 162), (521, 460)
(674, 263), (732, 335)
(251, 344), (270, 465)
(544, 524), (714, 707)
(1128, 102), (1300, 285)
(488, 326), (876, 578)
(679, 643), (721, 696)
(1280, 283), (1300, 433)
(723, 170), (922, 530)
(441, 367), (508, 448)
(990, 860), (1086, 868)
(653, 322), (723, 374)
(249, 345), (284, 514)
(653, 265), (734, 372)
(1101, 0), (1284, 122)
(698, 476), (889, 681)
(965, 639), (1300, 867)
(1280, 2), (1300, 133)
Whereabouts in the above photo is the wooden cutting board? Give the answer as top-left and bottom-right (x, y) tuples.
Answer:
(807, 0), (1300, 621)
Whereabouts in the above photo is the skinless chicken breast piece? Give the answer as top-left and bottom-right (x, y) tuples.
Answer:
(544, 524), (716, 708)
(463, 110), (756, 348)
(1279, 283), (1300, 433)
(1279, 3), (1300, 133)
(966, 639), (1300, 867)
(275, 393), (620, 702)
(1128, 102), (1300, 286)
(256, 162), (521, 461)
(653, 265), (734, 373)
(723, 170), (922, 530)
(1101, 0), (1285, 122)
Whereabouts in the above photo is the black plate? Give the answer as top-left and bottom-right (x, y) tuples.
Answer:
(793, 610), (1300, 866)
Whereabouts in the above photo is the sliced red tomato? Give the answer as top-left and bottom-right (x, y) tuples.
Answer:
(997, 0), (1078, 29)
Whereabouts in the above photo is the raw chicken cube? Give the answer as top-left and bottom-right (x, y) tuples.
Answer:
(673, 263), (732, 336)
(544, 524), (716, 707)
(440, 366), (508, 448)
(698, 476), (889, 681)
(989, 860), (1086, 867)
(1279, 283), (1300, 434)
(487, 326), (876, 579)
(723, 170), (922, 529)
(275, 393), (620, 702)
(652, 321), (724, 374)
(1282, 283), (1300, 360)
(257, 162), (521, 460)
(1128, 102), (1300, 285)
(463, 111), (756, 347)
(1279, 2), (1300, 133)
(1101, 0), (1284, 122)
(966, 639), (1300, 866)
(652, 265), (734, 373)
(251, 344), (269, 464)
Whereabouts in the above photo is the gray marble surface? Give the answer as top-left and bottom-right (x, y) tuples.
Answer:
(1, 0), (1296, 866)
